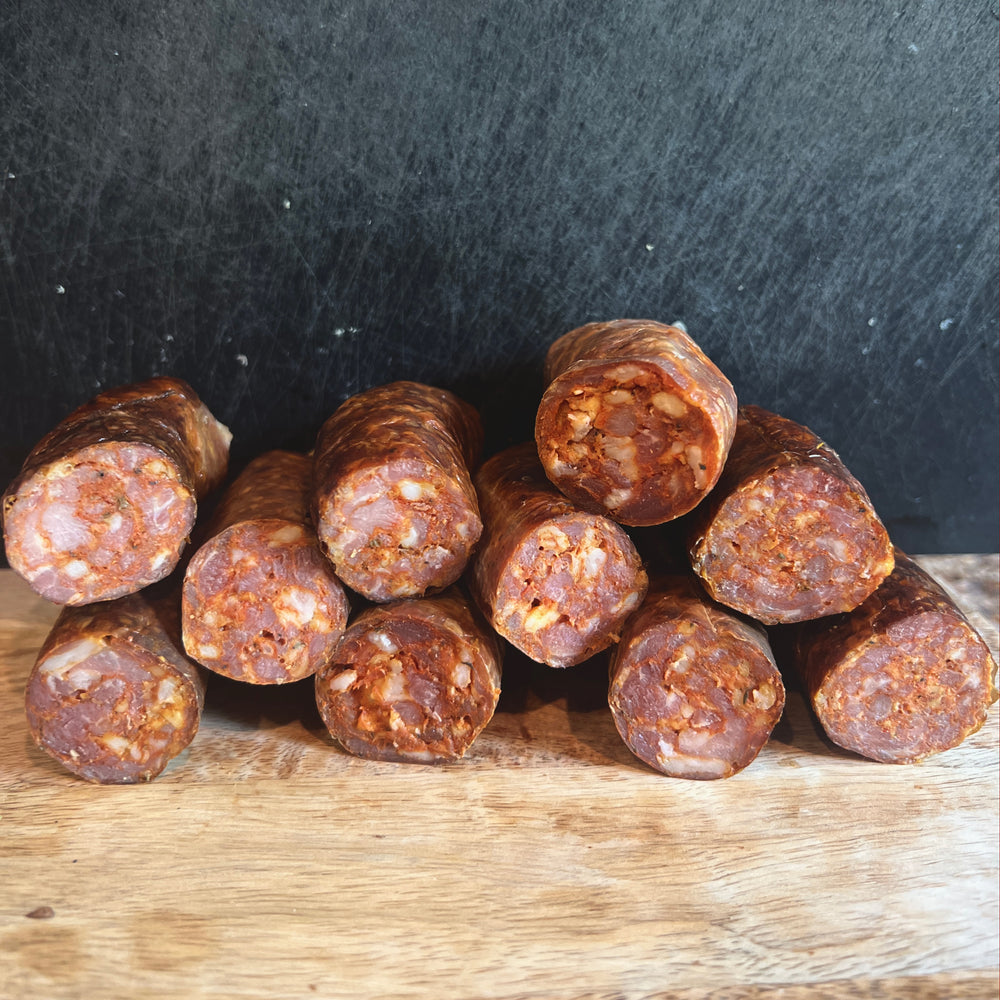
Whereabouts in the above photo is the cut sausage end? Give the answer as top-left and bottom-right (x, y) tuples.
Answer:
(315, 595), (501, 763)
(692, 463), (895, 624)
(536, 361), (730, 526)
(25, 629), (202, 783)
(492, 513), (648, 668)
(4, 442), (196, 605)
(316, 458), (482, 602)
(609, 583), (785, 779)
(182, 518), (350, 684)
(813, 611), (995, 763)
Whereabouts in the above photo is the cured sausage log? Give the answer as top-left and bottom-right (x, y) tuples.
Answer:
(534, 319), (737, 526)
(688, 405), (894, 624)
(312, 381), (483, 602)
(787, 550), (999, 764)
(3, 376), (231, 606)
(24, 584), (205, 783)
(182, 450), (350, 684)
(469, 442), (648, 668)
(315, 588), (501, 763)
(609, 574), (785, 779)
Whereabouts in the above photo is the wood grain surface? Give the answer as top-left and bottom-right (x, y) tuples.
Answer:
(1, 556), (997, 1000)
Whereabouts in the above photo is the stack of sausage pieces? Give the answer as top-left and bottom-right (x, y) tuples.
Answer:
(4, 321), (998, 783)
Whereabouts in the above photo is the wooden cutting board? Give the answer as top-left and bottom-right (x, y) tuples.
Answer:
(1, 556), (997, 1000)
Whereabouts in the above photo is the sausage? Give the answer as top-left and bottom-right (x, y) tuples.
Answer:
(24, 582), (206, 783)
(687, 405), (895, 624)
(534, 319), (737, 526)
(469, 442), (648, 668)
(2, 376), (231, 605)
(786, 549), (999, 763)
(609, 574), (785, 779)
(182, 450), (350, 684)
(315, 588), (502, 763)
(311, 381), (483, 602)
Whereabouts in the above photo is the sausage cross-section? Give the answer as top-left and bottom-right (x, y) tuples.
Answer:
(534, 319), (737, 526)
(609, 574), (785, 779)
(3, 377), (231, 605)
(315, 588), (502, 763)
(182, 450), (350, 684)
(312, 381), (483, 602)
(786, 549), (998, 763)
(469, 442), (648, 668)
(24, 585), (206, 783)
(688, 405), (894, 624)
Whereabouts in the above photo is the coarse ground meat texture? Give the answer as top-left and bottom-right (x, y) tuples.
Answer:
(315, 589), (502, 763)
(688, 405), (894, 624)
(2, 377), (231, 606)
(182, 451), (349, 684)
(609, 574), (785, 779)
(469, 442), (648, 668)
(311, 381), (483, 602)
(786, 549), (999, 764)
(24, 585), (205, 783)
(535, 319), (737, 526)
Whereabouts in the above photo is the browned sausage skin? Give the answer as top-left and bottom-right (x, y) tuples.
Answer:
(688, 405), (894, 624)
(2, 377), (231, 605)
(469, 442), (648, 668)
(535, 319), (737, 526)
(24, 585), (205, 783)
(182, 451), (350, 684)
(315, 588), (502, 763)
(787, 550), (998, 763)
(609, 574), (785, 779)
(311, 381), (483, 603)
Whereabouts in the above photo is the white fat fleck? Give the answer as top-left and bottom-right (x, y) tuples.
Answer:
(536, 525), (571, 552)
(195, 643), (221, 660)
(399, 524), (420, 548)
(369, 631), (399, 655)
(149, 550), (174, 573)
(38, 637), (104, 678)
(397, 480), (425, 501)
(601, 435), (637, 468)
(686, 444), (708, 489)
(583, 547), (607, 577)
(396, 747), (437, 762)
(107, 513), (123, 533)
(378, 662), (408, 702)
(268, 524), (305, 546)
(604, 389), (632, 405)
(156, 678), (179, 703)
(651, 392), (687, 418)
(102, 734), (131, 755)
(604, 487), (634, 509)
(565, 409), (593, 441)
(655, 739), (729, 778)
(524, 605), (561, 632)
(64, 559), (89, 579)
(453, 661), (472, 688)
(327, 669), (357, 693)
(276, 587), (317, 627)
(41, 504), (90, 551)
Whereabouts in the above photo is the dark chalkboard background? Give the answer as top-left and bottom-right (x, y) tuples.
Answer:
(2, 1), (998, 556)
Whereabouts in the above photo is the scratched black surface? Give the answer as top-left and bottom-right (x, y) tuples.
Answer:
(1, 1), (997, 558)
